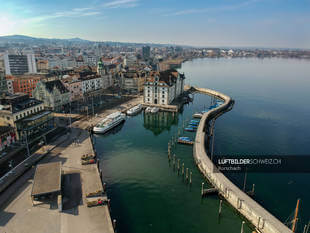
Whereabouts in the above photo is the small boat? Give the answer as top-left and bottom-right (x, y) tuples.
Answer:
(188, 124), (198, 128)
(192, 113), (203, 118)
(93, 112), (126, 134)
(190, 119), (200, 123)
(127, 104), (142, 116)
(178, 137), (194, 145)
(145, 107), (152, 113)
(151, 107), (159, 113)
(189, 122), (199, 126)
(184, 127), (196, 132)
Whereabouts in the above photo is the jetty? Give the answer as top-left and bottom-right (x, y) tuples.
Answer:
(192, 86), (293, 233)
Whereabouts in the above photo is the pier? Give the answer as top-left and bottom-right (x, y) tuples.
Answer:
(192, 86), (293, 233)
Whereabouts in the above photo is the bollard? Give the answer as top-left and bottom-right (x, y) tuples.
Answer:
(113, 219), (117, 230)
(240, 221), (245, 233)
(201, 182), (204, 196)
(173, 155), (176, 169)
(103, 182), (107, 193)
(108, 199), (111, 210)
(219, 200), (222, 216)
(186, 168), (189, 181)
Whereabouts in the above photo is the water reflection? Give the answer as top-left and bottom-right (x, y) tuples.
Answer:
(143, 111), (178, 135)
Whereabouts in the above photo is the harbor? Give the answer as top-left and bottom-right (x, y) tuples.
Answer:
(0, 96), (142, 233)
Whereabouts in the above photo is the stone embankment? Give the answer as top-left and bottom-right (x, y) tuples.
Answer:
(193, 86), (292, 233)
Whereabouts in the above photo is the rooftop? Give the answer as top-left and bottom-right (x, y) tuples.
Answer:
(44, 79), (69, 94)
(31, 162), (62, 197)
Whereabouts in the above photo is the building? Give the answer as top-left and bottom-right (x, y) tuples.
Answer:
(32, 80), (70, 111)
(0, 126), (16, 151)
(80, 75), (104, 94)
(6, 79), (14, 94)
(0, 69), (8, 95)
(142, 46), (151, 60)
(120, 70), (147, 94)
(97, 61), (113, 90)
(4, 54), (37, 75)
(62, 77), (83, 101)
(0, 93), (53, 141)
(36, 60), (49, 72)
(143, 69), (185, 105)
(123, 55), (137, 67)
(6, 74), (44, 97)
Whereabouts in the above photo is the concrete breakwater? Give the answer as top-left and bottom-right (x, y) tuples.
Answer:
(192, 87), (292, 233)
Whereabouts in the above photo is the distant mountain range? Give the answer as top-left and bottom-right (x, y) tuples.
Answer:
(0, 35), (181, 48)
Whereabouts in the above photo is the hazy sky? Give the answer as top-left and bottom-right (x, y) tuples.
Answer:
(0, 0), (309, 48)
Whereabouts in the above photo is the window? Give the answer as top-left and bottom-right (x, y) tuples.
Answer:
(147, 98), (150, 101)
(162, 95), (165, 98)
(6, 116), (10, 120)
(162, 100), (164, 103)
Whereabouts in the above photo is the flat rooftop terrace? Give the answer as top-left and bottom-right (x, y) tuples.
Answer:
(31, 162), (61, 197)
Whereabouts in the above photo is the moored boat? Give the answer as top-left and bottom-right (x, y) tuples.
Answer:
(184, 127), (196, 132)
(93, 112), (126, 134)
(145, 107), (152, 113)
(151, 107), (159, 113)
(178, 136), (194, 145)
(127, 104), (142, 115)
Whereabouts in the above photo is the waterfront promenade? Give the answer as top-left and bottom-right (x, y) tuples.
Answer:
(0, 96), (142, 233)
(193, 87), (292, 233)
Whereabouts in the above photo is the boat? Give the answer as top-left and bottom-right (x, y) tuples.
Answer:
(184, 127), (196, 132)
(151, 107), (159, 113)
(145, 107), (152, 113)
(189, 122), (199, 126)
(188, 124), (198, 128)
(190, 119), (200, 123)
(193, 113), (203, 118)
(93, 112), (126, 134)
(178, 137), (194, 145)
(127, 104), (142, 116)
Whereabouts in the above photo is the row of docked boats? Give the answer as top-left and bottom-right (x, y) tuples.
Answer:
(177, 119), (200, 145)
(93, 104), (159, 134)
(192, 100), (224, 118)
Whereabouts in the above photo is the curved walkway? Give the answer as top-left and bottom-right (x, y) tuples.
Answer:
(193, 87), (292, 233)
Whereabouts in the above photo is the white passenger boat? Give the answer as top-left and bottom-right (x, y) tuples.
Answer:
(126, 104), (142, 116)
(151, 107), (159, 113)
(93, 112), (126, 134)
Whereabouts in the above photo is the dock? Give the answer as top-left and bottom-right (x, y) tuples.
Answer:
(142, 103), (178, 112)
(192, 86), (293, 233)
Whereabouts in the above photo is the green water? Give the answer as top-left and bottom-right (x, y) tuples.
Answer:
(95, 58), (310, 233)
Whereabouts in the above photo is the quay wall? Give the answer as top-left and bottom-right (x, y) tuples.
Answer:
(193, 87), (292, 233)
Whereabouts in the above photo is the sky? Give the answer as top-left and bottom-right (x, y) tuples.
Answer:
(0, 0), (309, 48)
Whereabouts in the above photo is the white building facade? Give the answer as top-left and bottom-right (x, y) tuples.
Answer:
(144, 69), (185, 105)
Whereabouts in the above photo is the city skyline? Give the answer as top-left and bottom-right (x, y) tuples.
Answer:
(0, 0), (310, 49)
